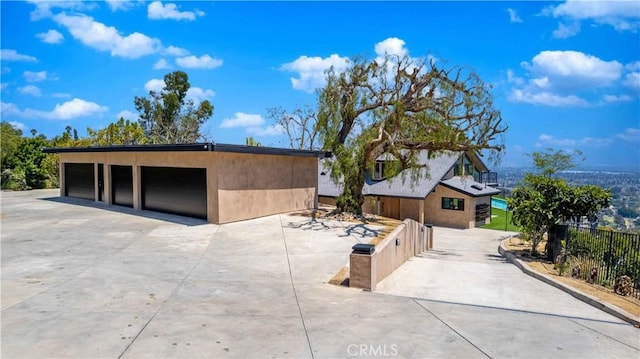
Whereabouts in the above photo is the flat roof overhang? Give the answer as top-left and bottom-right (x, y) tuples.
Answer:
(42, 142), (332, 158)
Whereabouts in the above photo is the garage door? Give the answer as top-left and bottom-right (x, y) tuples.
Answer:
(64, 163), (95, 200)
(111, 165), (133, 208)
(141, 167), (207, 219)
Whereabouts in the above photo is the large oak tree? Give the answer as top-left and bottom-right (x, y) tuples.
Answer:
(317, 54), (507, 213)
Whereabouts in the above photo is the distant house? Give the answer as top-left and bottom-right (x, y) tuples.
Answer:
(319, 151), (500, 229)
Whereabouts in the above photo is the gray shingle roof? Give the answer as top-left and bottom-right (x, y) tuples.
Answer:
(319, 151), (461, 199)
(440, 176), (501, 197)
(318, 159), (342, 197)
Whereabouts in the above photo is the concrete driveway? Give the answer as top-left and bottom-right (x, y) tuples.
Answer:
(2, 190), (638, 358)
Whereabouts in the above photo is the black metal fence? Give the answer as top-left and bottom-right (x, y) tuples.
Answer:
(566, 226), (640, 299)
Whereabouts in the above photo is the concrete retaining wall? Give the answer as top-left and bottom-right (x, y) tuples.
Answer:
(350, 219), (433, 291)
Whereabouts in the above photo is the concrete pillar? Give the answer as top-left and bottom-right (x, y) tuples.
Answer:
(104, 164), (112, 205)
(132, 165), (141, 210)
(350, 253), (376, 291)
(59, 162), (65, 197)
(94, 163), (99, 202)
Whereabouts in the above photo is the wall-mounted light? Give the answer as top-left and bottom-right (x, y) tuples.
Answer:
(395, 238), (400, 246)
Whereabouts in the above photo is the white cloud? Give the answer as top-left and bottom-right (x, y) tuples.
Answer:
(626, 61), (640, 71)
(374, 37), (408, 57)
(552, 22), (581, 39)
(163, 45), (189, 57)
(18, 85), (42, 97)
(52, 92), (72, 98)
(616, 128), (640, 143)
(27, 1), (97, 21)
(507, 8), (523, 23)
(148, 1), (204, 21)
(175, 54), (223, 69)
(105, 0), (136, 12)
(36, 29), (64, 44)
(247, 124), (285, 136)
(143, 78), (214, 102)
(1, 102), (21, 117)
(545, 0), (640, 36)
(0, 49), (37, 62)
(116, 110), (138, 120)
(535, 134), (613, 148)
(602, 94), (632, 103)
(220, 112), (265, 128)
(280, 54), (350, 92)
(23, 70), (48, 82)
(153, 58), (171, 70)
(52, 13), (161, 59)
(509, 89), (588, 107)
(623, 72), (640, 91)
(523, 50), (622, 88)
(506, 69), (525, 86)
(535, 129), (639, 149)
(187, 87), (215, 102)
(9, 121), (27, 131)
(144, 78), (165, 92)
(1, 98), (108, 120)
(509, 50), (630, 107)
(536, 134), (577, 147)
(220, 112), (283, 136)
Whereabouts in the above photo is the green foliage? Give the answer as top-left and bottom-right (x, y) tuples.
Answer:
(527, 148), (584, 177)
(87, 118), (147, 145)
(12, 136), (50, 189)
(245, 137), (262, 147)
(134, 71), (213, 144)
(510, 149), (612, 256)
(1, 122), (23, 170)
(1, 168), (28, 190)
(568, 228), (640, 286)
(618, 207), (639, 218)
(317, 54), (507, 213)
(508, 177), (567, 255)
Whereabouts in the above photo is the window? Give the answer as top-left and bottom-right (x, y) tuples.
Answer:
(442, 197), (465, 211)
(372, 161), (385, 180)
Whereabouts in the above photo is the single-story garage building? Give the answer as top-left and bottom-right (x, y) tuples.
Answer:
(43, 143), (329, 224)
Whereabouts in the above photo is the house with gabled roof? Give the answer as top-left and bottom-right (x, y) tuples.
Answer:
(319, 151), (501, 229)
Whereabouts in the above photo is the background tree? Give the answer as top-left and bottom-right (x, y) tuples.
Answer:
(317, 54), (507, 213)
(508, 149), (611, 256)
(527, 148), (584, 178)
(268, 105), (320, 150)
(1, 122), (23, 170)
(245, 136), (262, 147)
(87, 118), (147, 145)
(134, 71), (213, 144)
(509, 177), (569, 256)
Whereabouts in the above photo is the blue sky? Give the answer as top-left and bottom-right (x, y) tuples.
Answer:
(1, 1), (639, 171)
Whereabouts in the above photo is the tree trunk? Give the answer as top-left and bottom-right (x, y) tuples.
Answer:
(336, 175), (366, 215)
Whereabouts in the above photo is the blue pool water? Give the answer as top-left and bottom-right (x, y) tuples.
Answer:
(491, 197), (507, 210)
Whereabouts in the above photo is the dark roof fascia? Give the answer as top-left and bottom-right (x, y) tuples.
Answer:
(364, 194), (426, 200)
(438, 181), (501, 198)
(42, 143), (213, 153)
(213, 143), (330, 158)
(42, 142), (331, 158)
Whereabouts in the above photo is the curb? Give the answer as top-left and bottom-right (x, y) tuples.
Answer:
(499, 239), (640, 327)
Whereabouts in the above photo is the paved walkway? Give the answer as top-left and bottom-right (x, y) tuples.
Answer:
(2, 190), (639, 358)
